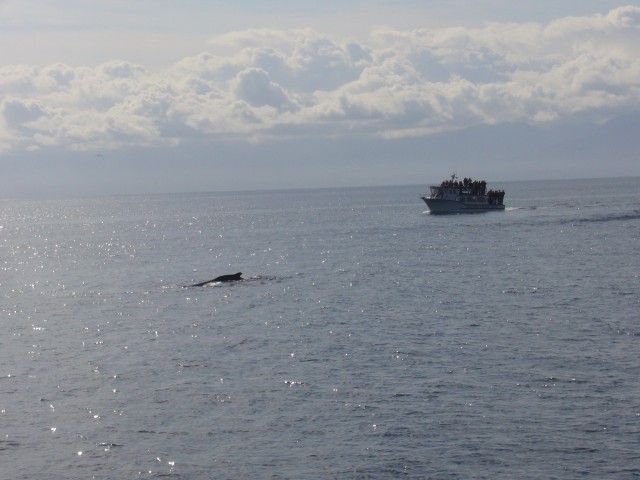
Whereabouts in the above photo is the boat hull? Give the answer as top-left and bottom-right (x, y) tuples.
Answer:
(421, 197), (505, 214)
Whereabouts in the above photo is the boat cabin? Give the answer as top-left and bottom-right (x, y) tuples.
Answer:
(430, 186), (488, 204)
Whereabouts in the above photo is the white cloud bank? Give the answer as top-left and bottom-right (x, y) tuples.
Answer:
(1, 6), (639, 155)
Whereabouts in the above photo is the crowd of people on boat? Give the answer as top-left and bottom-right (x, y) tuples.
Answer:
(486, 189), (505, 205)
(439, 177), (505, 205)
(440, 177), (487, 195)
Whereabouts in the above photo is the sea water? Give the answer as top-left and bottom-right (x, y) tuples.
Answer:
(1, 177), (639, 479)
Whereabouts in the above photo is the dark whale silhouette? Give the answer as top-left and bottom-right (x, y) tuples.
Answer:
(189, 272), (243, 287)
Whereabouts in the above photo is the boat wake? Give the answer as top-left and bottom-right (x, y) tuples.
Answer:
(570, 210), (640, 224)
(506, 206), (555, 211)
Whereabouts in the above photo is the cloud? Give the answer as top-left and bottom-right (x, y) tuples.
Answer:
(232, 68), (291, 108)
(2, 98), (45, 128)
(1, 6), (639, 154)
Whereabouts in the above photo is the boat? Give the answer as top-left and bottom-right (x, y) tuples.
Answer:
(421, 174), (505, 214)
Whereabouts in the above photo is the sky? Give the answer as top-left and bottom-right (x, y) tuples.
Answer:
(2, 0), (640, 197)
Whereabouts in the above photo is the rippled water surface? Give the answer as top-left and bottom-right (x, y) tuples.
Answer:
(2, 178), (639, 479)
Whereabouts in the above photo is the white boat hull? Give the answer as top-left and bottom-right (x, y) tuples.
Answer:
(421, 197), (505, 214)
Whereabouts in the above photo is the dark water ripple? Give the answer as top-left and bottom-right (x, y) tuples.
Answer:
(1, 177), (639, 479)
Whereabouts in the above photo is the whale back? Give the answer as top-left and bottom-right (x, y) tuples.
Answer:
(189, 272), (243, 287)
(213, 272), (242, 282)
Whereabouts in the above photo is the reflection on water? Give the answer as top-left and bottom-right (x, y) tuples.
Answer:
(2, 178), (639, 478)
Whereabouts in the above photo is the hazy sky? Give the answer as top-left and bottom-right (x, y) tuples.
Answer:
(2, 1), (639, 197)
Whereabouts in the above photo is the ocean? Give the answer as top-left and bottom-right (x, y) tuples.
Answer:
(1, 177), (639, 479)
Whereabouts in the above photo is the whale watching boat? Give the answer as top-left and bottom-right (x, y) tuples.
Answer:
(421, 174), (505, 214)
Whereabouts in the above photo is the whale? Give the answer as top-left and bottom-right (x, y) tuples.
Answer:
(189, 272), (243, 287)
